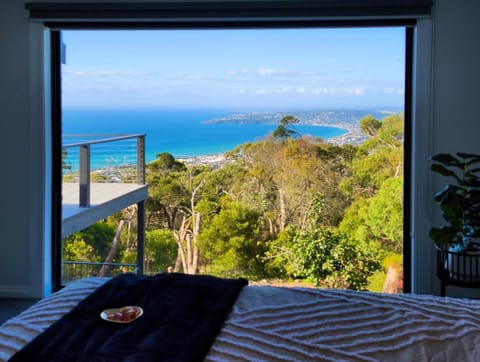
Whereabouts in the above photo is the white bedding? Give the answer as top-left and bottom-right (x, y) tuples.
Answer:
(1, 278), (480, 361)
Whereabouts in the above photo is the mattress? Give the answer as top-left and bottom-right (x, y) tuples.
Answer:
(1, 277), (480, 361)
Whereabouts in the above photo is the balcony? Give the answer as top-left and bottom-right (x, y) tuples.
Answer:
(62, 134), (148, 278)
(62, 261), (138, 283)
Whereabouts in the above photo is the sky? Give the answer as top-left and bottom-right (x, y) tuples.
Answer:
(62, 28), (405, 110)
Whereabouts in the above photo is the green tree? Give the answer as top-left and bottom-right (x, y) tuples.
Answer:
(63, 236), (96, 262)
(63, 221), (117, 262)
(149, 152), (186, 174)
(340, 177), (403, 253)
(272, 115), (300, 141)
(199, 202), (264, 278)
(341, 114), (403, 198)
(146, 153), (189, 230)
(291, 226), (381, 290)
(359, 115), (382, 136)
(364, 177), (403, 252)
(232, 136), (349, 235)
(262, 226), (297, 278)
(339, 114), (404, 254)
(144, 229), (178, 273)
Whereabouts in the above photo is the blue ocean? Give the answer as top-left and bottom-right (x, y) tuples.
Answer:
(62, 108), (348, 170)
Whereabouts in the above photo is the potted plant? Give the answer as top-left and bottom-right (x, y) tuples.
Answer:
(429, 153), (480, 282)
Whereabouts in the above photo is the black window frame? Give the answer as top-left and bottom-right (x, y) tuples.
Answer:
(31, 2), (424, 293)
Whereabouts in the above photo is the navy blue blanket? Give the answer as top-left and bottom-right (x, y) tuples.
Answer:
(10, 273), (247, 362)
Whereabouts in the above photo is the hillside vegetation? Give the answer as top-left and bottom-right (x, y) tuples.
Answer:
(64, 113), (404, 292)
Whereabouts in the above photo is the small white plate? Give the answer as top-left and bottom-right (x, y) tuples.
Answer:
(100, 306), (143, 324)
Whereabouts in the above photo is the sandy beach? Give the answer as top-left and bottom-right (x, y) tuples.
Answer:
(325, 126), (368, 146)
(177, 154), (228, 168)
(176, 126), (367, 167)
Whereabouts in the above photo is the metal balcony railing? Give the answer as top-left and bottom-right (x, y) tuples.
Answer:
(61, 134), (147, 280)
(62, 134), (145, 207)
(62, 261), (138, 283)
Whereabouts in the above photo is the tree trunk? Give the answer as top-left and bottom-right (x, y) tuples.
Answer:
(394, 161), (402, 178)
(382, 265), (403, 294)
(172, 213), (201, 275)
(98, 220), (125, 277)
(191, 212), (201, 274)
(278, 188), (286, 231)
(173, 251), (183, 272)
(172, 178), (205, 275)
(122, 205), (136, 250)
(174, 216), (190, 273)
(185, 233), (193, 273)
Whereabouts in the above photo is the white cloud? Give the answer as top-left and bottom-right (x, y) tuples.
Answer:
(279, 86), (293, 94)
(311, 86), (368, 96)
(382, 87), (404, 95)
(312, 88), (337, 95)
(225, 68), (249, 76)
(250, 86), (296, 95)
(257, 67), (287, 76)
(63, 69), (148, 77)
(345, 87), (366, 95)
(255, 68), (343, 79)
(183, 74), (214, 81)
(235, 88), (248, 94)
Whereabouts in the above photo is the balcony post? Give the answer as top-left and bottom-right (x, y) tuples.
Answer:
(137, 200), (145, 274)
(137, 135), (145, 185)
(79, 144), (90, 207)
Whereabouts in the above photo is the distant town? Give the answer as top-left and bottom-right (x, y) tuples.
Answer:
(175, 108), (402, 167)
(204, 108), (401, 146)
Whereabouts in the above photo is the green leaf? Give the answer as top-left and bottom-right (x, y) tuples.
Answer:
(431, 164), (461, 181)
(432, 153), (461, 166)
(465, 168), (480, 178)
(433, 185), (462, 203)
(457, 152), (480, 161)
(429, 226), (458, 246)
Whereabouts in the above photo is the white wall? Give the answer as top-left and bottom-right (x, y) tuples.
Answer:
(0, 0), (479, 298)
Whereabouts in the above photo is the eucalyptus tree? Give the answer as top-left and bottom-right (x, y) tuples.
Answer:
(272, 115), (300, 141)
(146, 153), (189, 230)
(232, 135), (350, 235)
(198, 201), (264, 279)
(341, 114), (404, 199)
(340, 114), (404, 255)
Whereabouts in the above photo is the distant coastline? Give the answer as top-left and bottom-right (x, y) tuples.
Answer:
(62, 108), (397, 169)
(198, 108), (394, 151)
(325, 124), (368, 146)
(176, 123), (367, 167)
(177, 154), (229, 168)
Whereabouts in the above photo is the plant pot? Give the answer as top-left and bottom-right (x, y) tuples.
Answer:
(447, 247), (480, 282)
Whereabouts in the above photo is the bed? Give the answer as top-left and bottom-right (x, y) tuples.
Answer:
(1, 273), (480, 361)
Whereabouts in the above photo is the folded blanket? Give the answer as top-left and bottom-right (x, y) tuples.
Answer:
(10, 273), (247, 362)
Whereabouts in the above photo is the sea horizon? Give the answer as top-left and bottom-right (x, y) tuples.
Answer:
(61, 107), (398, 170)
